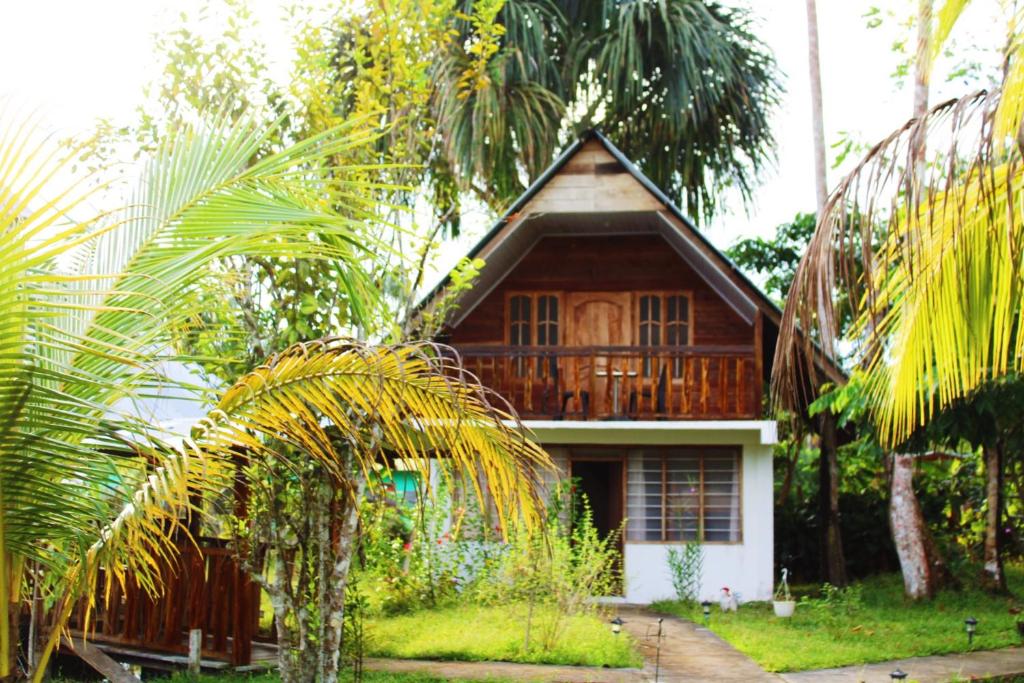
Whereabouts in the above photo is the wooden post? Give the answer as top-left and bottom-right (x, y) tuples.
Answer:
(188, 629), (203, 676)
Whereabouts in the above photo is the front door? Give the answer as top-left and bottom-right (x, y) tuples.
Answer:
(566, 292), (631, 415)
(569, 457), (625, 594)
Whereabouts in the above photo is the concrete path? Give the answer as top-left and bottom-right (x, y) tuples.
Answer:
(779, 646), (1024, 683)
(616, 606), (780, 682)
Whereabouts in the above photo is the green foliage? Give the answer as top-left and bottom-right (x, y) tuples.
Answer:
(666, 542), (704, 603)
(652, 565), (1024, 672)
(441, 0), (782, 222)
(726, 212), (816, 303)
(365, 603), (642, 668)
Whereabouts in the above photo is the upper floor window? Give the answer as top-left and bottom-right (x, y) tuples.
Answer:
(508, 293), (559, 376)
(509, 295), (532, 346)
(637, 292), (691, 376)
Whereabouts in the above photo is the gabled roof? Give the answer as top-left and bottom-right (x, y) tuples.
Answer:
(418, 129), (786, 331)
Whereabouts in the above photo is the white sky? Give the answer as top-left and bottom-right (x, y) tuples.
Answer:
(0, 0), (1005, 256)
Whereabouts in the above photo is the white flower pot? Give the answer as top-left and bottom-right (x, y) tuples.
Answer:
(773, 600), (796, 618)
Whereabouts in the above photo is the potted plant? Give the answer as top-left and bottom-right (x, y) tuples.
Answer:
(773, 567), (796, 618)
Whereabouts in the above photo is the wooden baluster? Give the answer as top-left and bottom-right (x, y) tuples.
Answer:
(700, 357), (709, 415)
(735, 357), (743, 417)
(682, 357), (690, 416)
(719, 357), (726, 417)
(589, 351), (597, 419)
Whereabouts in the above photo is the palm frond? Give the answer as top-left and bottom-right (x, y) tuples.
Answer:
(773, 79), (1024, 445)
(34, 339), (553, 681)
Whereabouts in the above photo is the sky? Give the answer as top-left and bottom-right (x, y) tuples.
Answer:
(0, 0), (1005, 255)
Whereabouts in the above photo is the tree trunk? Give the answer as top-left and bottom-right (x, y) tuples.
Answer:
(889, 453), (953, 599)
(982, 443), (1006, 592)
(818, 412), (847, 586)
(320, 471), (366, 683)
(805, 0), (828, 214)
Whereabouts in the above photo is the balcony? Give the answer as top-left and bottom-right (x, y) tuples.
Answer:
(450, 345), (761, 421)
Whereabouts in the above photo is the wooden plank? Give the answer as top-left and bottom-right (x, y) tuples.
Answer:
(63, 636), (142, 683)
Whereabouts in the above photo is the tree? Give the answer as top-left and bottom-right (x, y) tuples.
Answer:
(0, 109), (391, 678)
(774, 2), (1022, 594)
(0, 108), (551, 682)
(438, 0), (782, 222)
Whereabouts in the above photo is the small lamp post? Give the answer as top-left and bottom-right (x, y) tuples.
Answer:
(701, 600), (711, 624)
(965, 616), (978, 645)
(890, 668), (907, 681)
(610, 617), (624, 635)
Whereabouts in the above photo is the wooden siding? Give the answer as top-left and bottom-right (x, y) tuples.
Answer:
(525, 139), (664, 213)
(448, 234), (752, 347)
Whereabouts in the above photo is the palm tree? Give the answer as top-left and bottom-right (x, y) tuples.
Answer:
(434, 0), (782, 222)
(34, 339), (549, 683)
(774, 4), (1022, 592)
(0, 110), (551, 681)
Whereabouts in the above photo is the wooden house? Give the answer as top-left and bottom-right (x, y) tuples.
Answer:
(420, 131), (835, 602)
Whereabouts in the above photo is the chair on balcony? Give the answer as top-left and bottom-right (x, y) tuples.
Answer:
(539, 356), (590, 419)
(629, 364), (668, 417)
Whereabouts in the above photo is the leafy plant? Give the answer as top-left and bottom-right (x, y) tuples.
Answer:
(667, 542), (704, 603)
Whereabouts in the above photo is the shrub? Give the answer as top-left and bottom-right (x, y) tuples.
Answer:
(667, 542), (704, 603)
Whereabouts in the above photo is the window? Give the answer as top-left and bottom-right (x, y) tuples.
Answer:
(508, 293), (560, 377)
(509, 295), (532, 346)
(626, 447), (740, 543)
(637, 292), (690, 377)
(536, 295), (558, 346)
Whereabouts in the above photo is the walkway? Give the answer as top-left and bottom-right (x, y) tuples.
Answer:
(780, 646), (1024, 683)
(616, 606), (780, 682)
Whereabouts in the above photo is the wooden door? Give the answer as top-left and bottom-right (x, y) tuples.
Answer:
(566, 292), (631, 416)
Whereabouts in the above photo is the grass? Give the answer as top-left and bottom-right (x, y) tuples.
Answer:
(60, 673), (504, 683)
(365, 602), (643, 668)
(651, 565), (1024, 672)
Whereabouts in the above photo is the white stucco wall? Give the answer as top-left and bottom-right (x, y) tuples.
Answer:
(622, 441), (774, 603)
(527, 420), (776, 604)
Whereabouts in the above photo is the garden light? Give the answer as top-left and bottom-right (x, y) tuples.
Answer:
(965, 616), (978, 644)
(610, 617), (624, 635)
(890, 668), (907, 681)
(701, 600), (711, 624)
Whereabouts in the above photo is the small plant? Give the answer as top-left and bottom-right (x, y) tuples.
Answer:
(667, 542), (704, 603)
(774, 567), (792, 602)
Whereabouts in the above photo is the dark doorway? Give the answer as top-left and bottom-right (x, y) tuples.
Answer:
(570, 460), (624, 542)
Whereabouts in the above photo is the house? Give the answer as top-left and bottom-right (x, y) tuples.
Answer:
(419, 131), (839, 604)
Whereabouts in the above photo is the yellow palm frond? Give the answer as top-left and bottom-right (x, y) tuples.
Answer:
(34, 339), (552, 681)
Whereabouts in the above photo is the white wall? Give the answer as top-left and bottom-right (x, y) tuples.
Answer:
(622, 442), (774, 603)
(528, 421), (776, 605)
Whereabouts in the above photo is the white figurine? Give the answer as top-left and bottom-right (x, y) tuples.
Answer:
(719, 586), (738, 612)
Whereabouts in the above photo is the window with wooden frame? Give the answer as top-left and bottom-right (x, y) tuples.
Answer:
(636, 292), (691, 377)
(625, 447), (740, 543)
(507, 292), (560, 377)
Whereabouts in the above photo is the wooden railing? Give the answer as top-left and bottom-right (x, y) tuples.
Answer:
(450, 345), (761, 420)
(66, 538), (262, 665)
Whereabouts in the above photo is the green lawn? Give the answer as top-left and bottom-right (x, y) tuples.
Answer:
(365, 603), (643, 668)
(652, 567), (1024, 672)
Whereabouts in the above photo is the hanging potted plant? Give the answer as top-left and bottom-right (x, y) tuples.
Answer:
(773, 567), (796, 618)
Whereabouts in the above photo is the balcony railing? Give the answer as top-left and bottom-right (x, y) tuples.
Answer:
(450, 345), (761, 420)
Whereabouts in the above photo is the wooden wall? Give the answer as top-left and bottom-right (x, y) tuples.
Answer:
(447, 233), (754, 347)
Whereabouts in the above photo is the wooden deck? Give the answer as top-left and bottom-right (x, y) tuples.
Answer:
(65, 538), (264, 666)
(452, 345), (761, 420)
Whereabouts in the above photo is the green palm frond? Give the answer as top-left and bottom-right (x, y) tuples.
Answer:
(0, 108), (399, 678)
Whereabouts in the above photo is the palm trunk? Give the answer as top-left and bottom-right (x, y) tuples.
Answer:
(818, 412), (847, 586)
(320, 471), (366, 683)
(805, 0), (828, 213)
(889, 453), (949, 599)
(982, 443), (1006, 592)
